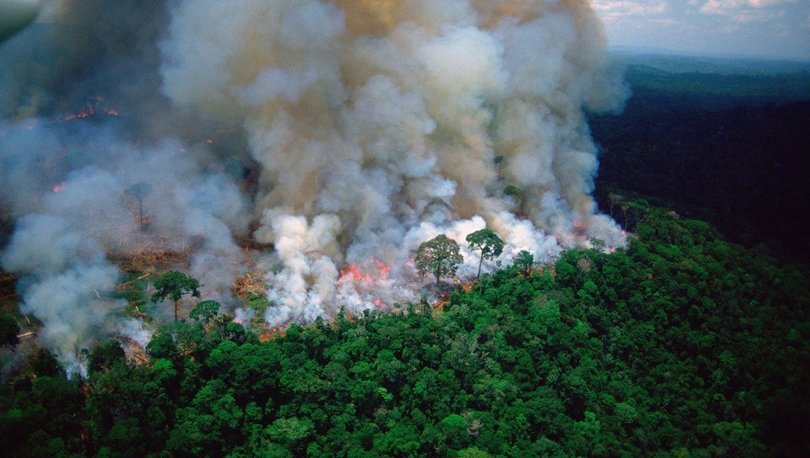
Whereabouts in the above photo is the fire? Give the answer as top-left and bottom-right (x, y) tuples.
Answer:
(339, 264), (369, 282)
(337, 258), (393, 309)
(60, 106), (120, 123)
(338, 258), (391, 284)
(558, 218), (589, 247)
(572, 218), (586, 235)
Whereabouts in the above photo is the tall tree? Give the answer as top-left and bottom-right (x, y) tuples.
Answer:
(126, 182), (152, 230)
(151, 271), (200, 322)
(415, 234), (463, 286)
(514, 250), (534, 275)
(466, 228), (504, 279)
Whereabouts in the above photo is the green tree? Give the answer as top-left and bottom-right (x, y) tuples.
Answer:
(514, 250), (534, 275)
(3, 198), (809, 456)
(151, 271), (200, 322)
(439, 413), (469, 450)
(458, 446), (494, 458)
(265, 417), (315, 451)
(466, 228), (504, 279)
(504, 185), (525, 212)
(415, 234), (463, 286)
(190, 300), (221, 327)
(88, 339), (125, 374)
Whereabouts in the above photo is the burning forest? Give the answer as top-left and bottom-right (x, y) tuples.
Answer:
(0, 0), (628, 375)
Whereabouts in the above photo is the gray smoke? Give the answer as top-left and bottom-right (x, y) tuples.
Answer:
(1, 0), (627, 372)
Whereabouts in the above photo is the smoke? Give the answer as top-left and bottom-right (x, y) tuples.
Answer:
(1, 213), (123, 377)
(0, 0), (626, 371)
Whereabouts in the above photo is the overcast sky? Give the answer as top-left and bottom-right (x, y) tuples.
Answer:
(593, 0), (810, 61)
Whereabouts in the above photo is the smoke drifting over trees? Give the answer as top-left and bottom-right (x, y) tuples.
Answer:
(0, 0), (627, 371)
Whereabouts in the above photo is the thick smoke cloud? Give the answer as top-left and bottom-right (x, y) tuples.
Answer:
(0, 0), (626, 372)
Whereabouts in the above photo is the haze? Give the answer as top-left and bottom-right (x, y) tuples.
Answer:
(594, 0), (810, 61)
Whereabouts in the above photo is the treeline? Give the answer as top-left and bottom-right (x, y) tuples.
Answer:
(1, 201), (809, 456)
(619, 64), (810, 110)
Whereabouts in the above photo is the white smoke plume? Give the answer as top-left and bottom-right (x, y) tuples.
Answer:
(0, 0), (627, 369)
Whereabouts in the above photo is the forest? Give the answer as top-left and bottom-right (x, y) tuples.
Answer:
(591, 55), (810, 263)
(2, 55), (810, 457)
(2, 198), (809, 457)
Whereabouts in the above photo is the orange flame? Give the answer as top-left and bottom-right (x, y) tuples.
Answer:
(337, 258), (393, 309)
(338, 258), (391, 284)
(573, 218), (586, 235)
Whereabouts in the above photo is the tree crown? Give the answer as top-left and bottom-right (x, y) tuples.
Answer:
(414, 234), (463, 284)
(466, 228), (504, 259)
(151, 271), (201, 304)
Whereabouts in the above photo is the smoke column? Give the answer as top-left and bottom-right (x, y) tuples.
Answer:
(0, 0), (627, 372)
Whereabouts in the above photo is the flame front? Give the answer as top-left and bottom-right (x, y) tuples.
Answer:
(338, 258), (392, 284)
(336, 258), (396, 311)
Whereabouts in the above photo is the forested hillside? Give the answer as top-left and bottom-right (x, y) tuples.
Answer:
(3, 201), (808, 457)
(592, 61), (810, 262)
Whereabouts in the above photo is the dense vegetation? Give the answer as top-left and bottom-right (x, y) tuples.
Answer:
(2, 55), (809, 456)
(592, 59), (810, 263)
(2, 201), (808, 457)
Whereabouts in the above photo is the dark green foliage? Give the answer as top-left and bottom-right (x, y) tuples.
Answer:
(27, 348), (63, 377)
(503, 184), (523, 200)
(189, 300), (220, 326)
(88, 339), (126, 374)
(466, 229), (504, 279)
(513, 250), (534, 275)
(1, 374), (85, 456)
(151, 271), (201, 323)
(2, 202), (808, 456)
(415, 234), (463, 286)
(0, 312), (19, 346)
(592, 63), (810, 262)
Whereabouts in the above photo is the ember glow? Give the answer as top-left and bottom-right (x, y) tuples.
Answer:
(338, 259), (392, 285)
(334, 259), (397, 310)
(0, 0), (627, 373)
(60, 106), (120, 123)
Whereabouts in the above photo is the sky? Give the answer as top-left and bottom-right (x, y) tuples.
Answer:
(593, 0), (810, 61)
(3, 1), (808, 60)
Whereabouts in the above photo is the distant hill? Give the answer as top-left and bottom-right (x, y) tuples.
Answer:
(610, 49), (810, 75)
